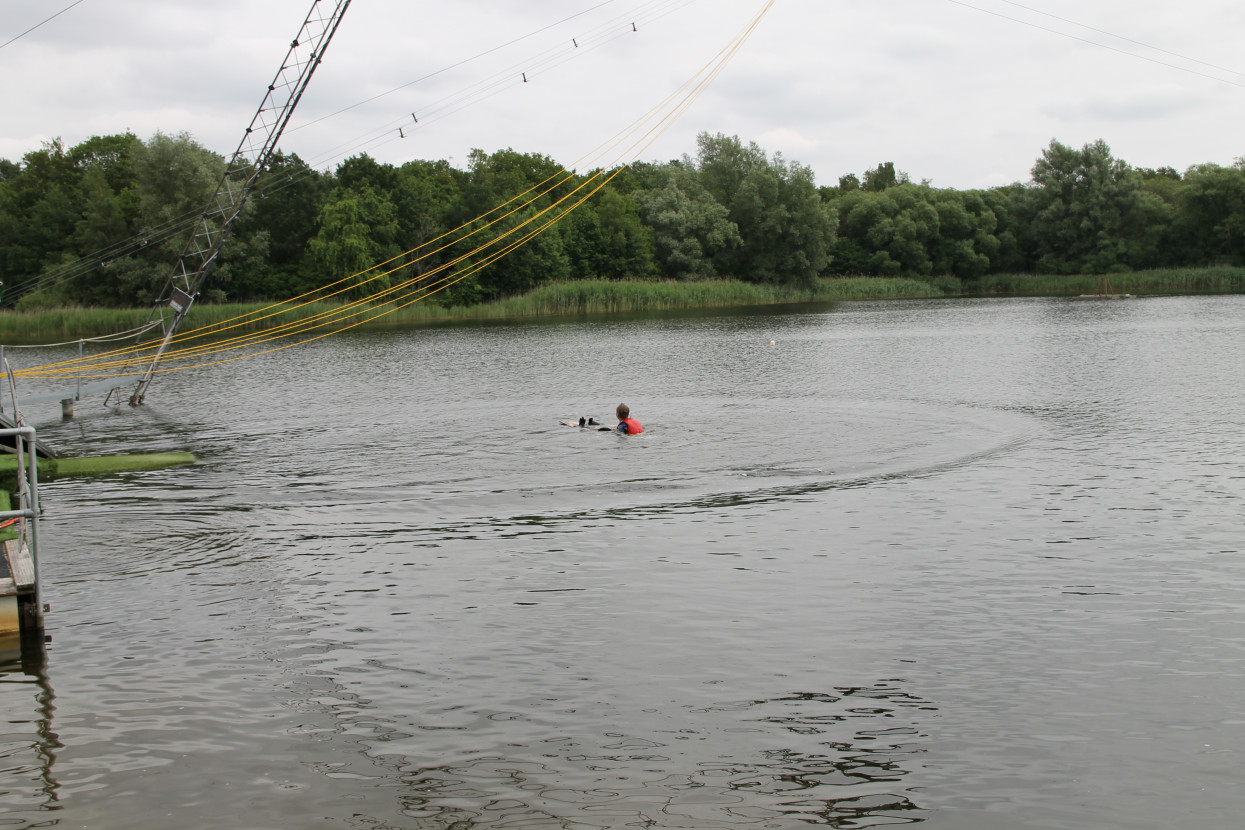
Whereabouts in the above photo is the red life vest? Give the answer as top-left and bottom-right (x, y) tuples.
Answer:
(620, 417), (643, 434)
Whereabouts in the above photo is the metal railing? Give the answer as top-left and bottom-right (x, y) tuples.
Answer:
(0, 426), (41, 586)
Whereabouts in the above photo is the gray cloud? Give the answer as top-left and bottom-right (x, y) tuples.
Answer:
(2, 0), (1242, 189)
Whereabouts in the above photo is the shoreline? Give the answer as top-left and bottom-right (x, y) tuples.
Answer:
(1, 267), (1242, 345)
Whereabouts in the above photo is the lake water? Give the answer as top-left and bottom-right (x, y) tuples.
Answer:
(1, 295), (1242, 829)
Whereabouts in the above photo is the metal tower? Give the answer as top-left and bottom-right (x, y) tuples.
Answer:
(129, 0), (353, 405)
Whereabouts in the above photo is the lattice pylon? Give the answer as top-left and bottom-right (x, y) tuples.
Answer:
(131, 0), (353, 405)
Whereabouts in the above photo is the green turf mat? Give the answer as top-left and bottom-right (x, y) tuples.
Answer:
(0, 452), (196, 478)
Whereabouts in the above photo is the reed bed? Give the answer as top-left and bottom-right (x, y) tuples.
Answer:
(0, 301), (359, 345)
(448, 277), (941, 317)
(974, 266), (1245, 296)
(0, 268), (1238, 345)
(0, 278), (939, 344)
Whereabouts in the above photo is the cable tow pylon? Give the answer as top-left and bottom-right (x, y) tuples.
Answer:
(128, 0), (353, 407)
(15, 0), (778, 391)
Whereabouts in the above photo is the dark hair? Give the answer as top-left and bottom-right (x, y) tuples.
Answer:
(616, 403), (629, 419)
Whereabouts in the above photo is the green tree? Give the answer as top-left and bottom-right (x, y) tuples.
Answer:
(98, 131), (232, 306)
(1028, 139), (1151, 273)
(133, 132), (223, 229)
(391, 158), (463, 285)
(305, 186), (400, 298)
(692, 133), (836, 285)
(457, 148), (569, 221)
(981, 184), (1030, 274)
(927, 190), (1000, 280)
(635, 162), (740, 280)
(863, 187), (938, 276)
(831, 187), (936, 277)
(1173, 162), (1245, 266)
(336, 154), (399, 195)
(481, 207), (571, 299)
(69, 133), (141, 193)
(562, 183), (657, 281)
(829, 185), (1009, 280)
(2, 140), (82, 282)
(441, 148), (577, 302)
(234, 151), (332, 299)
(862, 162), (908, 192)
(67, 166), (132, 304)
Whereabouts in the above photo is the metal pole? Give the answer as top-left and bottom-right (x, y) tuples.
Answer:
(14, 430), (26, 508)
(25, 427), (39, 581)
(76, 340), (83, 401)
(130, 315), (188, 405)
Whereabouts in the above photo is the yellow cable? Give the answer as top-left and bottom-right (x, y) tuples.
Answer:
(15, 1), (777, 381)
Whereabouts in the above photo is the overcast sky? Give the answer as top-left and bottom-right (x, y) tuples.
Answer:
(3, 0), (1243, 190)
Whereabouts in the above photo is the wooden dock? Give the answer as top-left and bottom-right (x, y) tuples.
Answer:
(0, 423), (47, 652)
(0, 537), (40, 642)
(4, 538), (36, 589)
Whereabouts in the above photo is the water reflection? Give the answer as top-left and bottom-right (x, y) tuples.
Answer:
(0, 645), (62, 817)
(297, 677), (935, 828)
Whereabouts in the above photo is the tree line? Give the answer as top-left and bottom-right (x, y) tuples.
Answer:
(1, 130), (1243, 309)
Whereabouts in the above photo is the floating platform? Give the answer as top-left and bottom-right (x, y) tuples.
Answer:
(0, 451), (196, 479)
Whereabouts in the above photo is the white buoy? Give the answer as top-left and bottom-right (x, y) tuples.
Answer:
(769, 340), (776, 347)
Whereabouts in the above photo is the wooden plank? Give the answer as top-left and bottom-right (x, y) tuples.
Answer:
(0, 541), (13, 586)
(3, 539), (34, 590)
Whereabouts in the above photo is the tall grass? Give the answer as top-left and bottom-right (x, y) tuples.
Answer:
(0, 301), (357, 346)
(0, 278), (941, 344)
(0, 267), (1239, 345)
(974, 266), (1245, 295)
(445, 277), (941, 317)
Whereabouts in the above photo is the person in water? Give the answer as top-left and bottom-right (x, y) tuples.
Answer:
(614, 403), (643, 434)
(561, 408), (642, 433)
